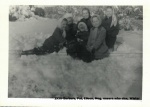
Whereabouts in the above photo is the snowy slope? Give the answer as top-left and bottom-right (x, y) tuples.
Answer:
(9, 19), (142, 98)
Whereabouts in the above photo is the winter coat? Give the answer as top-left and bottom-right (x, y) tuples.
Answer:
(66, 23), (77, 43)
(102, 16), (119, 36)
(42, 27), (66, 50)
(87, 26), (108, 59)
(76, 31), (89, 46)
(102, 16), (119, 48)
(66, 31), (90, 60)
(80, 17), (93, 31)
(75, 31), (93, 62)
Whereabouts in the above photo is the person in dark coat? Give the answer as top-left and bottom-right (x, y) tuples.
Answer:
(86, 15), (109, 60)
(76, 21), (89, 46)
(62, 14), (78, 58)
(75, 21), (91, 61)
(65, 15), (77, 43)
(21, 18), (68, 55)
(66, 21), (92, 62)
(66, 21), (89, 59)
(102, 6), (119, 52)
(80, 8), (93, 31)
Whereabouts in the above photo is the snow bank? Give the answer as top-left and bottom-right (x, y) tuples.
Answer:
(9, 5), (47, 21)
(9, 19), (142, 98)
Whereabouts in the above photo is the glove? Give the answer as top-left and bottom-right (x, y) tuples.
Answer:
(77, 38), (83, 42)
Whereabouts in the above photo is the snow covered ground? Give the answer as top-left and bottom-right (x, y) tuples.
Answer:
(9, 18), (142, 99)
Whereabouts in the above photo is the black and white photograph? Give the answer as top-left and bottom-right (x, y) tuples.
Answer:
(8, 5), (143, 99)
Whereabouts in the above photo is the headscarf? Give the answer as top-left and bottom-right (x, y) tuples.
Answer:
(105, 6), (117, 27)
(63, 13), (73, 19)
(57, 18), (67, 38)
(110, 14), (117, 27)
(57, 18), (68, 29)
(91, 14), (102, 27)
(57, 18), (64, 29)
(82, 8), (91, 19)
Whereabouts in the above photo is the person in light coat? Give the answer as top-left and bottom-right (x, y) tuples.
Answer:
(87, 15), (109, 60)
(102, 6), (119, 52)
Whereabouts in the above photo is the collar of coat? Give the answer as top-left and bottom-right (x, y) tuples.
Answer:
(91, 25), (103, 30)
(81, 17), (91, 22)
(105, 16), (112, 20)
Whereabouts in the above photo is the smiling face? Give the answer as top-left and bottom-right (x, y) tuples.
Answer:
(61, 20), (68, 30)
(92, 16), (101, 28)
(67, 17), (73, 25)
(82, 9), (90, 19)
(106, 8), (113, 18)
(78, 23), (87, 31)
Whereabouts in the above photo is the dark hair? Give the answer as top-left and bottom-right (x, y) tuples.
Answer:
(62, 18), (68, 23)
(82, 8), (91, 17)
(106, 6), (113, 10)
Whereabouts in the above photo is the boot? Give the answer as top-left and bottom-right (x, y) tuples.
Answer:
(21, 49), (35, 55)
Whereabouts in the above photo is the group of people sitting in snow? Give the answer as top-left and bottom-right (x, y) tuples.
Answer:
(21, 6), (120, 63)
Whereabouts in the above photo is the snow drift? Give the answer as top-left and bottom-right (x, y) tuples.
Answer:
(9, 19), (142, 98)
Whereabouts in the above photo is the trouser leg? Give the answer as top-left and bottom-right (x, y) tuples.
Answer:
(106, 36), (117, 50)
(21, 45), (56, 56)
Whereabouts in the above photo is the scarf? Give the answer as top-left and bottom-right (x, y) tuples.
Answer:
(62, 30), (66, 38)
